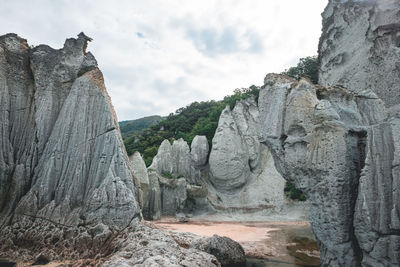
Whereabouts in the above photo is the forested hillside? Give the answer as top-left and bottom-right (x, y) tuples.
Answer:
(119, 115), (164, 139)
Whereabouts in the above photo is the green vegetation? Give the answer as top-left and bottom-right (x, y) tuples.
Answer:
(119, 115), (164, 139)
(282, 56), (318, 84)
(123, 85), (260, 166)
(161, 172), (183, 179)
(284, 181), (307, 201)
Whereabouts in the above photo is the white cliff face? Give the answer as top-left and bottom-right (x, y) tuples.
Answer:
(318, 0), (400, 108)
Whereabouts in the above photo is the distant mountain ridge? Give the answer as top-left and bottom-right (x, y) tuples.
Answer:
(119, 115), (164, 139)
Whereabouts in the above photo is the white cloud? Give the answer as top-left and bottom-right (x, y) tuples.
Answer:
(0, 0), (328, 120)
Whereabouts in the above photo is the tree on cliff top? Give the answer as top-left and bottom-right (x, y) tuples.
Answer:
(283, 56), (318, 84)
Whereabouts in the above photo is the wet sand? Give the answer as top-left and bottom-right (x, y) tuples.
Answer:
(154, 219), (320, 267)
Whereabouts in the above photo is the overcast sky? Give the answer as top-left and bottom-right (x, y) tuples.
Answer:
(0, 0), (328, 121)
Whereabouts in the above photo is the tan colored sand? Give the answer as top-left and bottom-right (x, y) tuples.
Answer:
(156, 222), (276, 242)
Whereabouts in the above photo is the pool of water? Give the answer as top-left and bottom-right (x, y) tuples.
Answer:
(245, 257), (319, 267)
(0, 259), (16, 267)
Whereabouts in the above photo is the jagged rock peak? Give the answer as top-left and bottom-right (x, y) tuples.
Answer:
(0, 33), (140, 229)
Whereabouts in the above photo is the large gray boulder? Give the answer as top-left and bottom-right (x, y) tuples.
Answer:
(0, 33), (140, 228)
(259, 73), (399, 266)
(318, 0), (400, 108)
(192, 235), (245, 266)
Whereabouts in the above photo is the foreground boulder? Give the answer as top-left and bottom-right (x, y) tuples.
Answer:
(192, 235), (245, 266)
(259, 74), (399, 266)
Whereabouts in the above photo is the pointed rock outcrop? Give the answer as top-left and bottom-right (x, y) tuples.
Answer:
(0, 33), (140, 228)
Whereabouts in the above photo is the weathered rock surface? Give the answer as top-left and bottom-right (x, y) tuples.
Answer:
(103, 224), (220, 267)
(0, 33), (140, 229)
(158, 175), (187, 216)
(259, 73), (399, 266)
(191, 136), (209, 167)
(142, 170), (161, 220)
(192, 234), (246, 265)
(207, 97), (287, 212)
(130, 152), (150, 207)
(209, 105), (250, 190)
(150, 137), (209, 185)
(318, 0), (400, 108)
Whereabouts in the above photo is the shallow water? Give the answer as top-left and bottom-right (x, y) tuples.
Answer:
(0, 259), (15, 267)
(155, 220), (320, 267)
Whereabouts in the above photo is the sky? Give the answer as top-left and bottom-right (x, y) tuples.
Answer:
(0, 0), (328, 121)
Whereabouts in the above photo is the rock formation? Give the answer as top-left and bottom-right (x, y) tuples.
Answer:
(146, 98), (290, 217)
(0, 33), (224, 266)
(318, 0), (400, 108)
(259, 73), (399, 266)
(130, 152), (150, 206)
(207, 98), (287, 212)
(192, 235), (246, 265)
(209, 105), (251, 190)
(150, 137), (209, 185)
(0, 32), (140, 228)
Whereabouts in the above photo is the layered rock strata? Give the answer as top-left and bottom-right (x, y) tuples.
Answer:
(318, 0), (400, 108)
(259, 73), (399, 266)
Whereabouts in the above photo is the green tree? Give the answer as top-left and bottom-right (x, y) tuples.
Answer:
(284, 181), (306, 201)
(283, 56), (318, 84)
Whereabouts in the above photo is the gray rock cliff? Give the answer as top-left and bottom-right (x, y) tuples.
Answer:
(318, 0), (400, 108)
(259, 74), (399, 266)
(0, 33), (140, 228)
